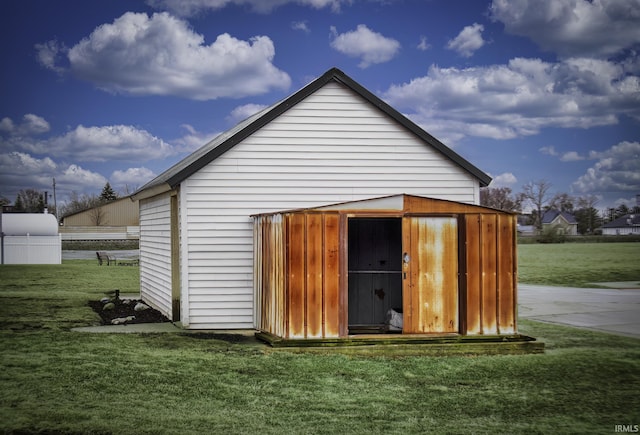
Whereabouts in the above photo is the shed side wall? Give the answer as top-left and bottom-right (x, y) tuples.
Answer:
(139, 192), (173, 319)
(464, 213), (517, 335)
(254, 214), (286, 337)
(63, 198), (139, 226)
(183, 82), (481, 329)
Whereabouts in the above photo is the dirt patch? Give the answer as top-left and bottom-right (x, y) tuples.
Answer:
(89, 298), (170, 325)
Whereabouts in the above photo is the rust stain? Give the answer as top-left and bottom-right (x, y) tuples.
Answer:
(306, 214), (324, 338)
(465, 214), (482, 335)
(406, 217), (458, 334)
(255, 195), (518, 341)
(323, 214), (341, 338)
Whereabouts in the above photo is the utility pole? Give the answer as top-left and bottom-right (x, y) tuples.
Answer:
(53, 178), (58, 223)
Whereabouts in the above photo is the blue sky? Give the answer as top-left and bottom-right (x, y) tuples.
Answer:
(1, 0), (639, 212)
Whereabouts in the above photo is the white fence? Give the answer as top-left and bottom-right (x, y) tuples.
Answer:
(59, 226), (140, 241)
(1, 235), (62, 264)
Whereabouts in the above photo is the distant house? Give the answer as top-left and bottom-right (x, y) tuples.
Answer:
(542, 210), (578, 235)
(60, 196), (139, 241)
(602, 214), (640, 235)
(131, 68), (528, 344)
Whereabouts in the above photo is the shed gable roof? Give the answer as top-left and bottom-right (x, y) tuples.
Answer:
(133, 68), (491, 200)
(252, 194), (514, 217)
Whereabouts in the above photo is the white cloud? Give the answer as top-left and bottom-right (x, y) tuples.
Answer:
(572, 141), (640, 195)
(172, 124), (221, 153)
(417, 36), (430, 51)
(0, 117), (15, 133)
(59, 164), (108, 188)
(1, 115), (177, 167)
(383, 57), (639, 140)
(0, 152), (57, 176)
(35, 39), (67, 74)
(489, 172), (518, 187)
(0, 114), (50, 136)
(0, 152), (107, 203)
(21, 114), (51, 135)
(147, 0), (345, 16)
(560, 151), (585, 162)
(111, 167), (157, 189)
(45, 125), (173, 162)
(292, 21), (310, 33)
(446, 23), (485, 58)
(490, 0), (640, 58)
(227, 103), (269, 124)
(49, 12), (290, 100)
(330, 24), (400, 68)
(539, 146), (558, 156)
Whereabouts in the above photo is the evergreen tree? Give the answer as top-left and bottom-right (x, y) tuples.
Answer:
(99, 182), (117, 202)
(13, 194), (24, 212)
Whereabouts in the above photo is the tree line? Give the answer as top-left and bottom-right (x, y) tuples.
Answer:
(0, 182), (119, 220)
(481, 180), (640, 235)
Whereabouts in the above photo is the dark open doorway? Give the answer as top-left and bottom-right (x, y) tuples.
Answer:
(348, 217), (402, 334)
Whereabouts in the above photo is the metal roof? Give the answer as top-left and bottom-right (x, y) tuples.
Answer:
(542, 210), (578, 225)
(602, 214), (640, 228)
(133, 67), (492, 201)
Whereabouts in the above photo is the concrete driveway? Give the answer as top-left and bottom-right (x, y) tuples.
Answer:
(518, 283), (640, 338)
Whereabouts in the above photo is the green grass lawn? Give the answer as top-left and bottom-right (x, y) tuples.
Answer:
(1, 247), (639, 434)
(518, 242), (640, 287)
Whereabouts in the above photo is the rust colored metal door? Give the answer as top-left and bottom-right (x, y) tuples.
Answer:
(402, 216), (458, 334)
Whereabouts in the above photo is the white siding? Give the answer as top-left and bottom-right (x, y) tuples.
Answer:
(181, 82), (481, 329)
(139, 192), (173, 319)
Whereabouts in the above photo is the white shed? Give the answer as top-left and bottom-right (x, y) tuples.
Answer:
(132, 68), (492, 330)
(1, 213), (61, 264)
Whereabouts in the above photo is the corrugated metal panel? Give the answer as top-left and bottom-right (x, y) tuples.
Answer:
(464, 214), (481, 334)
(253, 214), (286, 337)
(287, 213), (306, 338)
(181, 82), (480, 329)
(481, 214), (498, 334)
(324, 214), (341, 337)
(139, 193), (173, 319)
(306, 214), (324, 338)
(403, 217), (458, 334)
(497, 214), (516, 333)
(255, 212), (342, 339)
(463, 213), (517, 335)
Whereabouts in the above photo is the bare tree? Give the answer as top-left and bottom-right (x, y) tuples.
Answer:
(480, 187), (522, 212)
(548, 193), (575, 213)
(519, 180), (553, 230)
(88, 206), (108, 226)
(15, 189), (45, 213)
(59, 191), (102, 218)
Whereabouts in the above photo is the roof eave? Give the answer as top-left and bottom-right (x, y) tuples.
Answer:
(131, 182), (173, 202)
